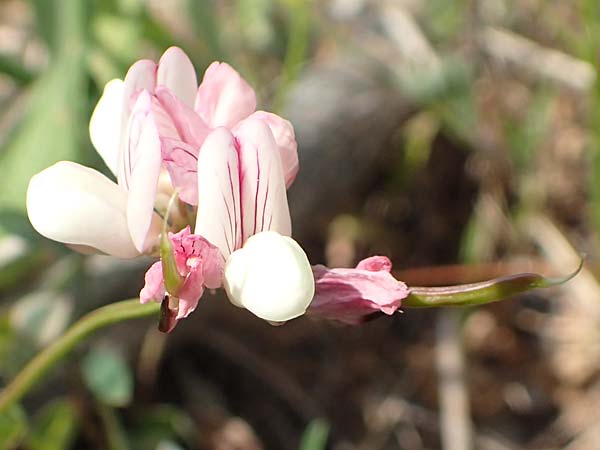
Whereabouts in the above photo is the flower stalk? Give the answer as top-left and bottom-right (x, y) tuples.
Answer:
(0, 299), (159, 414)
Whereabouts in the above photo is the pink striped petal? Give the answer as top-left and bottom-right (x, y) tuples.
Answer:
(234, 118), (291, 242)
(194, 128), (242, 259)
(157, 47), (198, 108)
(247, 111), (298, 188)
(195, 61), (256, 128)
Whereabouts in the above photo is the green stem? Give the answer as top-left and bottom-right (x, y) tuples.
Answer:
(0, 299), (160, 414)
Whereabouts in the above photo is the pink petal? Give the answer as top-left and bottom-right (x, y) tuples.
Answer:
(157, 47), (198, 108)
(247, 111), (299, 188)
(155, 86), (210, 147)
(308, 257), (409, 325)
(356, 255), (393, 272)
(234, 118), (291, 242)
(161, 138), (199, 205)
(140, 261), (166, 303)
(195, 128), (242, 258)
(164, 226), (224, 318)
(194, 61), (257, 128)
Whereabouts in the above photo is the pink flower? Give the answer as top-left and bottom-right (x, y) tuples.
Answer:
(308, 256), (410, 325)
(140, 227), (222, 319)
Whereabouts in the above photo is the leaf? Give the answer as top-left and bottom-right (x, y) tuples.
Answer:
(0, 404), (27, 450)
(25, 399), (79, 450)
(299, 418), (329, 450)
(403, 260), (583, 308)
(10, 291), (74, 346)
(82, 347), (133, 407)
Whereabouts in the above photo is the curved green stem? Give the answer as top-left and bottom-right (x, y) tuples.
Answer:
(0, 299), (160, 414)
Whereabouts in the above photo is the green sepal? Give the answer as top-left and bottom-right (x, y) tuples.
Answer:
(403, 259), (583, 308)
(160, 231), (183, 296)
(160, 191), (184, 296)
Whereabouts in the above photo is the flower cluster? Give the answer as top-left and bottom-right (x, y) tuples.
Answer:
(26, 47), (409, 328)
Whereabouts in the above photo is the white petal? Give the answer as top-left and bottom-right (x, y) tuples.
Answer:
(89, 79), (125, 175)
(223, 231), (315, 321)
(126, 110), (163, 253)
(234, 118), (292, 241)
(194, 128), (242, 258)
(157, 47), (198, 108)
(26, 161), (140, 258)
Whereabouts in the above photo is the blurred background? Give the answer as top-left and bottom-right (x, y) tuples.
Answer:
(1, 0), (600, 449)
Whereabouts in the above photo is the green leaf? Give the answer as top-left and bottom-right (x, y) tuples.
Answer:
(403, 260), (583, 308)
(0, 404), (27, 450)
(82, 347), (133, 407)
(11, 291), (73, 346)
(25, 399), (78, 450)
(299, 418), (329, 450)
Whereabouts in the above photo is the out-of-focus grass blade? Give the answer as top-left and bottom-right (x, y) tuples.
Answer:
(274, 0), (312, 111)
(299, 418), (329, 450)
(0, 0), (87, 212)
(186, 0), (226, 61)
(24, 399), (79, 450)
(403, 259), (583, 308)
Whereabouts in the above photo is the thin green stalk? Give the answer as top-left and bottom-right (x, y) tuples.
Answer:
(0, 299), (159, 413)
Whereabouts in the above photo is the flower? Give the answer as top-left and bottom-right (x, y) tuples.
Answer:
(27, 46), (409, 327)
(308, 256), (409, 324)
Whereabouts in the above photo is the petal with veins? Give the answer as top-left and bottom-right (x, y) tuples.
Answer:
(157, 47), (198, 108)
(162, 138), (199, 205)
(26, 161), (139, 258)
(234, 118), (291, 241)
(195, 128), (242, 259)
(89, 79), (124, 175)
(223, 231), (314, 321)
(195, 61), (256, 128)
(247, 111), (299, 188)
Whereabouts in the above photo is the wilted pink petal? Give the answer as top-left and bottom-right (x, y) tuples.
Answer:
(195, 62), (257, 128)
(140, 261), (165, 303)
(247, 111), (299, 188)
(140, 226), (224, 319)
(356, 255), (392, 272)
(308, 256), (409, 325)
